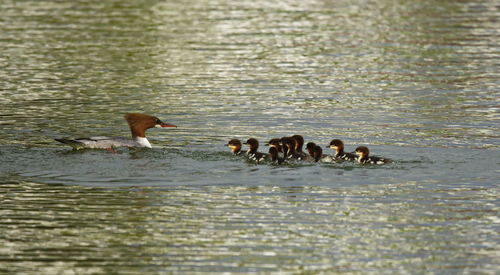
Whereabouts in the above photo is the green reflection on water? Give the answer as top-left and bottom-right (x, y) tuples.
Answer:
(0, 0), (498, 148)
(0, 181), (498, 273)
(0, 0), (499, 273)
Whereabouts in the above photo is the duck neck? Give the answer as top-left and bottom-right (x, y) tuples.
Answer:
(130, 124), (149, 139)
(135, 136), (152, 148)
(336, 147), (344, 157)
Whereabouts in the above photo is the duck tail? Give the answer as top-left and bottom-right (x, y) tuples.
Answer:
(54, 138), (84, 149)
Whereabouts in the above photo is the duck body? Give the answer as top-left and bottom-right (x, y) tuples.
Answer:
(336, 152), (358, 161)
(55, 113), (176, 150)
(55, 136), (149, 149)
(245, 138), (269, 162)
(291, 135), (309, 159)
(358, 155), (389, 164)
(269, 146), (286, 164)
(248, 151), (268, 162)
(312, 145), (323, 162)
(305, 142), (332, 162)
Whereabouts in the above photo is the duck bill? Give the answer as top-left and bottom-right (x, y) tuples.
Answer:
(159, 123), (177, 128)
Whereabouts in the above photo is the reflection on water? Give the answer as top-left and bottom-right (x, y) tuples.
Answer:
(1, 145), (499, 273)
(0, 0), (498, 148)
(0, 0), (499, 273)
(1, 181), (498, 273)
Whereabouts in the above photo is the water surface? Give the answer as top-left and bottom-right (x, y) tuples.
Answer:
(0, 0), (499, 273)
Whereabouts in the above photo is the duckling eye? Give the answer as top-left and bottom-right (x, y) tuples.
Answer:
(155, 119), (161, 123)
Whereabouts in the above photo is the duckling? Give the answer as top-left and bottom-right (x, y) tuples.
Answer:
(291, 135), (309, 159)
(313, 145), (323, 162)
(244, 138), (269, 162)
(354, 146), (391, 164)
(279, 136), (293, 158)
(306, 142), (318, 159)
(266, 138), (284, 157)
(306, 142), (334, 162)
(328, 139), (357, 161)
(280, 137), (304, 160)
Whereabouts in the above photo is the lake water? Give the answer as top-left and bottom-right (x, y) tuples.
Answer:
(1, 0), (499, 273)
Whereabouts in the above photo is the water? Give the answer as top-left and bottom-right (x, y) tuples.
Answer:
(0, 0), (499, 273)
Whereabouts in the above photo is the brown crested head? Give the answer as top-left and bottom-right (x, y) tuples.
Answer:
(291, 135), (304, 151)
(355, 146), (369, 157)
(244, 138), (259, 150)
(124, 113), (176, 138)
(306, 142), (317, 157)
